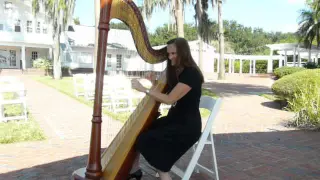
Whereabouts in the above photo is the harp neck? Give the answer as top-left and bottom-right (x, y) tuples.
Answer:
(109, 0), (168, 64)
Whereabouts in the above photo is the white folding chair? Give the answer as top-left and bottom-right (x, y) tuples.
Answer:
(0, 82), (28, 122)
(171, 96), (222, 180)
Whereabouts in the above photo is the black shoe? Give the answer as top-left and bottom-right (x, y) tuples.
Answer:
(127, 169), (143, 180)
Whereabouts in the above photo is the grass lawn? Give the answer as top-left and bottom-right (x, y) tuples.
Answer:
(0, 84), (46, 144)
(0, 109), (46, 144)
(33, 76), (218, 122)
(260, 93), (281, 101)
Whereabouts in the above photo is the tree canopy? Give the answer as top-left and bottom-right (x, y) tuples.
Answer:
(110, 20), (297, 55)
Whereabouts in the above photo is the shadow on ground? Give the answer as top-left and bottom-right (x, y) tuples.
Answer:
(203, 82), (272, 97)
(260, 101), (284, 110)
(1, 130), (319, 180)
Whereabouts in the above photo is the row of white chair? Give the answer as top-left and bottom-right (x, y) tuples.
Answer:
(0, 77), (28, 122)
(73, 74), (170, 113)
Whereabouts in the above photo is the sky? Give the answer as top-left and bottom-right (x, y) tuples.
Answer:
(73, 0), (308, 33)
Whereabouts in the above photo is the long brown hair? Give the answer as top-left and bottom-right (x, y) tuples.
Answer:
(165, 38), (204, 88)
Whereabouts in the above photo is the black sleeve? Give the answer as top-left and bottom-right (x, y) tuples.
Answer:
(179, 68), (196, 88)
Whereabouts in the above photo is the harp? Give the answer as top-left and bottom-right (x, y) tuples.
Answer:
(73, 0), (168, 179)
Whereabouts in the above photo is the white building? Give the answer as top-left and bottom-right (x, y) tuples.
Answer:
(266, 43), (320, 68)
(0, 0), (216, 73)
(0, 0), (53, 69)
(61, 25), (217, 74)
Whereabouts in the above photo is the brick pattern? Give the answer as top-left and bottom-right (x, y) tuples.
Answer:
(0, 75), (319, 180)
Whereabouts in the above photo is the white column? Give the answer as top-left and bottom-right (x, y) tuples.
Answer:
(21, 46), (26, 70)
(212, 57), (215, 73)
(308, 48), (312, 62)
(239, 59), (243, 74)
(284, 50), (288, 66)
(298, 48), (301, 67)
(293, 47), (297, 66)
(253, 60), (256, 75)
(279, 58), (283, 68)
(249, 60), (252, 74)
(267, 48), (273, 73)
(49, 47), (53, 60)
(232, 59), (235, 73)
(228, 58), (231, 73)
(217, 57), (220, 73)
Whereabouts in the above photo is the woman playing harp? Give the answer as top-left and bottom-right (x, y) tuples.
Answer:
(75, 0), (206, 180)
(130, 37), (205, 180)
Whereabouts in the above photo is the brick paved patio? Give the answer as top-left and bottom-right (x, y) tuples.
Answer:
(0, 74), (319, 180)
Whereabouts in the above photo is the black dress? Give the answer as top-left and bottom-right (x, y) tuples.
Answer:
(136, 66), (202, 172)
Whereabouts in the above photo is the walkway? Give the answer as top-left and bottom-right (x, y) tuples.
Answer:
(0, 74), (319, 180)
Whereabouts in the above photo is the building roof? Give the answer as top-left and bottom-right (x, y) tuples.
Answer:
(152, 40), (216, 52)
(65, 25), (137, 50)
(266, 43), (320, 58)
(64, 25), (216, 53)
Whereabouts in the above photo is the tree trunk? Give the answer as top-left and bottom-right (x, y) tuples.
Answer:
(53, 31), (62, 79)
(94, 0), (100, 73)
(53, 3), (62, 80)
(217, 0), (225, 80)
(196, 0), (204, 72)
(175, 0), (184, 37)
(198, 35), (204, 72)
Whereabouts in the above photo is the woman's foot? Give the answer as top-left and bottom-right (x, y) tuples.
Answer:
(158, 171), (172, 180)
(127, 169), (143, 180)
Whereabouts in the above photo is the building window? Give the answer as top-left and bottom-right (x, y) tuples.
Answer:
(116, 54), (122, 69)
(26, 20), (32, 33)
(0, 24), (3, 31)
(107, 54), (111, 67)
(31, 51), (38, 67)
(14, 19), (21, 32)
(32, 51), (38, 60)
(9, 50), (16, 66)
(4, 2), (12, 13)
(36, 22), (40, 33)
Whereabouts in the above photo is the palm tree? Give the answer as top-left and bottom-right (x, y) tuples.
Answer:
(210, 0), (225, 80)
(32, 0), (75, 79)
(142, 0), (191, 37)
(296, 1), (320, 62)
(194, 0), (211, 72)
(297, 10), (319, 46)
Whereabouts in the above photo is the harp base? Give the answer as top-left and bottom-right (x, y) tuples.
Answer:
(72, 167), (104, 180)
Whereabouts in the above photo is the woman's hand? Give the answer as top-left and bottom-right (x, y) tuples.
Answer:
(131, 79), (147, 93)
(145, 72), (157, 85)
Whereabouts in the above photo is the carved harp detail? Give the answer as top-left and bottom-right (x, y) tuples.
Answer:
(82, 0), (168, 180)
(110, 0), (168, 63)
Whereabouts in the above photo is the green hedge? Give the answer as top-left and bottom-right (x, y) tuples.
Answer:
(272, 69), (320, 99)
(273, 66), (305, 79)
(303, 62), (320, 69)
(272, 69), (320, 128)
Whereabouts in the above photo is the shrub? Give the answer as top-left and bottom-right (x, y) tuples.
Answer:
(272, 69), (320, 128)
(303, 62), (320, 69)
(32, 58), (52, 69)
(273, 66), (305, 79)
(287, 83), (320, 128)
(272, 69), (320, 99)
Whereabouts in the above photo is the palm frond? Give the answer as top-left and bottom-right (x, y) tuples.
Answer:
(296, 7), (320, 49)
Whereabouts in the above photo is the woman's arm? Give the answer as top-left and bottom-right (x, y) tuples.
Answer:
(148, 83), (191, 105)
(132, 80), (191, 105)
